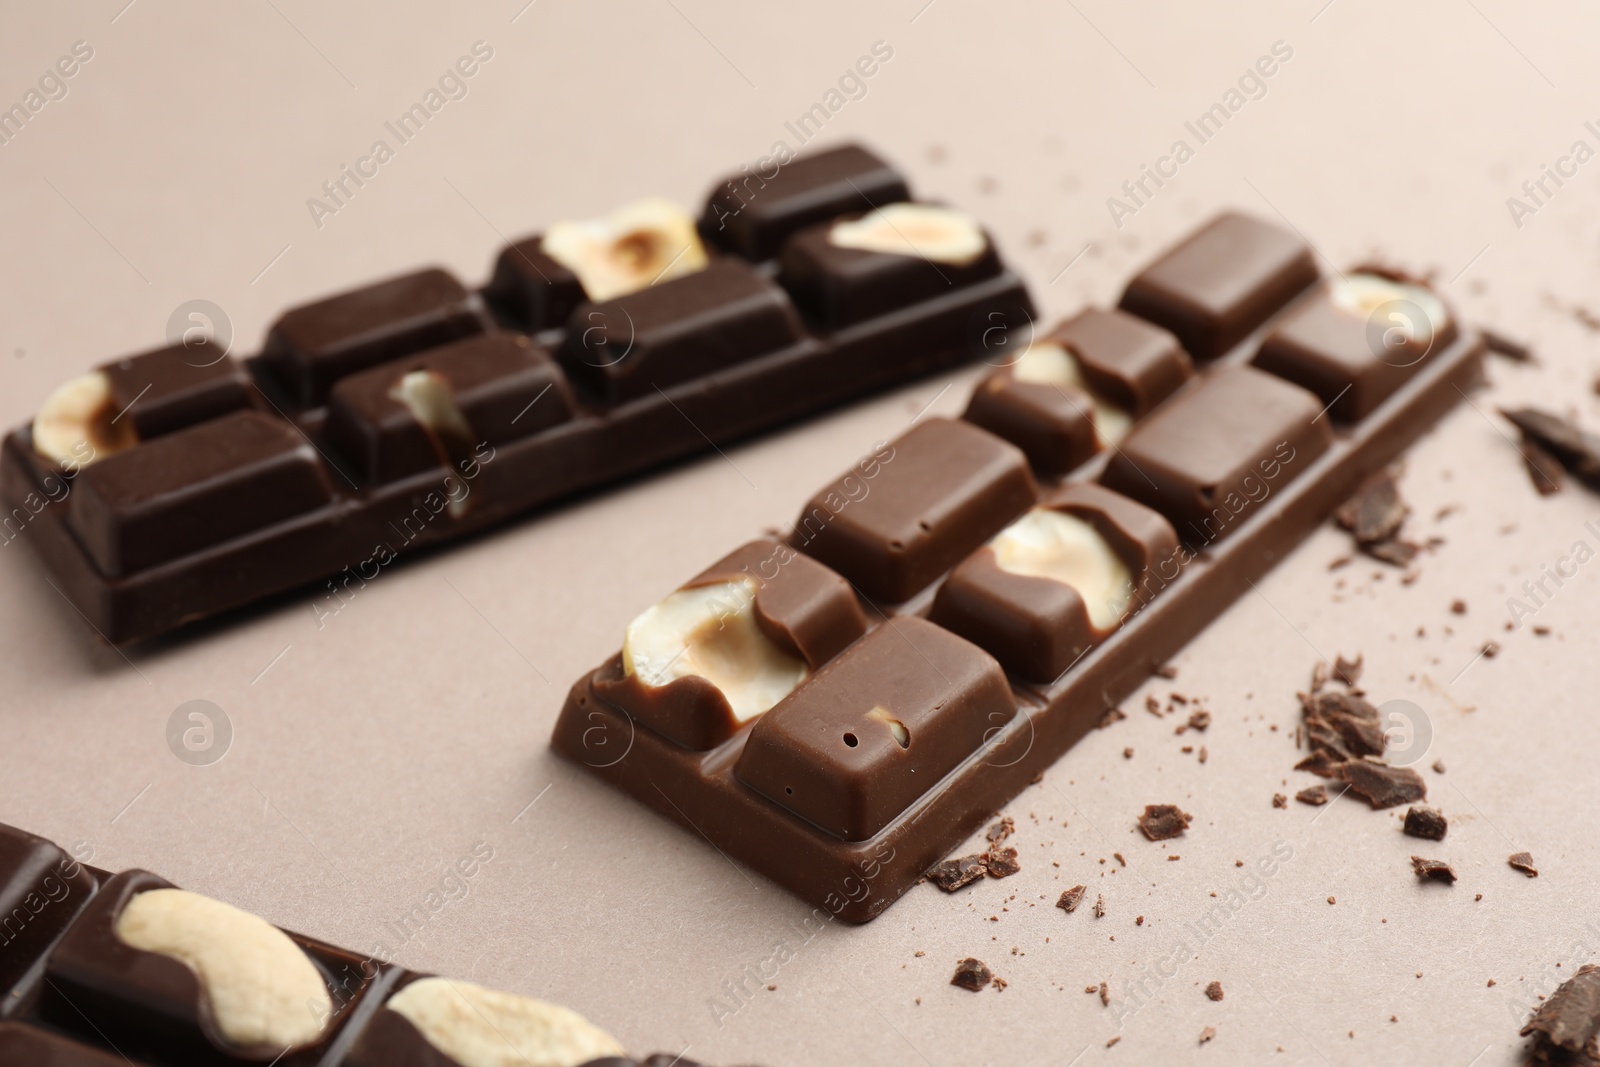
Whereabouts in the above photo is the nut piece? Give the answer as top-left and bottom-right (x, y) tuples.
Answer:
(989, 507), (1134, 631)
(114, 888), (330, 1050)
(541, 197), (708, 303)
(1011, 342), (1133, 445)
(828, 203), (988, 267)
(390, 370), (473, 442)
(1329, 273), (1451, 345)
(31, 371), (138, 467)
(623, 576), (808, 723)
(386, 977), (624, 1067)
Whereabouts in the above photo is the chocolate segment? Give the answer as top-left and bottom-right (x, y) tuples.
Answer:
(559, 259), (804, 404)
(1100, 365), (1332, 545)
(66, 411), (334, 576)
(930, 484), (1180, 683)
(0, 1025), (131, 1066)
(101, 343), (252, 441)
(735, 618), (1013, 840)
(325, 334), (573, 484)
(794, 418), (1036, 602)
(483, 237), (585, 333)
(1047, 307), (1193, 416)
(261, 268), (487, 407)
(961, 371), (1098, 476)
(702, 143), (909, 261)
(1118, 213), (1317, 360)
(0, 825), (97, 997)
(1254, 273), (1459, 421)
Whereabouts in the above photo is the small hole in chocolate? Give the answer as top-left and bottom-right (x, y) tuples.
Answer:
(785, 786), (793, 795)
(843, 733), (859, 747)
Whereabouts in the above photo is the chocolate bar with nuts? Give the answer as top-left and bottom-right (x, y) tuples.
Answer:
(3, 142), (1032, 644)
(552, 210), (1486, 921)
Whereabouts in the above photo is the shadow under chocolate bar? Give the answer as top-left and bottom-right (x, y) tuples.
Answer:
(552, 211), (1486, 922)
(0, 821), (745, 1067)
(1, 143), (1032, 646)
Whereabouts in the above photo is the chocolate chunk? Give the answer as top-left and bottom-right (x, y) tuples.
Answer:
(1523, 439), (1567, 496)
(702, 143), (910, 261)
(1205, 980), (1224, 1001)
(1100, 365), (1332, 546)
(1137, 804), (1192, 841)
(1057, 885), (1087, 913)
(1410, 856), (1456, 883)
(67, 411), (334, 576)
(1118, 212), (1317, 360)
(1502, 407), (1600, 490)
(261, 268), (486, 407)
(1272, 793), (1288, 808)
(1337, 760), (1426, 810)
(951, 957), (993, 991)
(1332, 653), (1364, 687)
(1303, 690), (1386, 761)
(1335, 468), (1409, 545)
(1509, 852), (1539, 877)
(100, 342), (252, 441)
(736, 618), (1013, 840)
(985, 847), (1021, 879)
(1402, 806), (1448, 841)
(794, 417), (1036, 603)
(1522, 964), (1600, 1058)
(929, 853), (989, 892)
(1295, 786), (1329, 806)
(483, 234), (586, 332)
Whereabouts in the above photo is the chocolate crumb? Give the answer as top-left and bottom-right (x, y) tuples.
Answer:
(1402, 806), (1448, 841)
(929, 853), (988, 892)
(1099, 981), (1110, 1006)
(1481, 328), (1533, 362)
(986, 817), (1014, 844)
(1200, 1026), (1216, 1045)
(1296, 786), (1329, 806)
(1432, 759), (1446, 774)
(1156, 664), (1179, 679)
(1450, 600), (1467, 615)
(1333, 654), (1364, 687)
(1138, 804), (1192, 841)
(1481, 640), (1500, 659)
(1205, 980), (1224, 1001)
(1509, 852), (1539, 877)
(1113, 852), (1126, 867)
(1135, 915), (1144, 926)
(1188, 710), (1211, 731)
(1410, 856), (1456, 884)
(1522, 439), (1566, 496)
(990, 976), (1007, 991)
(986, 847), (1021, 879)
(950, 958), (992, 991)
(1085, 984), (1098, 994)
(1058, 885), (1087, 913)
(1106, 1036), (1120, 1048)
(1198, 746), (1208, 764)
(1145, 695), (1162, 717)
(1124, 747), (1134, 759)
(1336, 760), (1427, 810)
(1099, 707), (1127, 728)
(1327, 896), (1336, 905)
(1521, 963), (1600, 1058)
(1093, 893), (1106, 918)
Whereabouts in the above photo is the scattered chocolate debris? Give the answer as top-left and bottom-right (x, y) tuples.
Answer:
(986, 817), (1014, 844)
(1481, 640), (1500, 659)
(1327, 896), (1336, 905)
(1106, 1036), (1121, 1048)
(1335, 469), (1418, 565)
(1338, 760), (1427, 810)
(1205, 980), (1224, 1001)
(1200, 1026), (1216, 1045)
(929, 853), (989, 892)
(951, 957), (992, 991)
(1093, 893), (1106, 918)
(1301, 689), (1388, 768)
(1403, 806), (1448, 841)
(1333, 654), (1364, 687)
(1450, 600), (1467, 615)
(1145, 695), (1162, 717)
(1124, 747), (1134, 759)
(1502, 407), (1600, 491)
(1522, 440), (1566, 496)
(1410, 856), (1457, 884)
(1187, 710), (1212, 731)
(1198, 745), (1208, 764)
(1521, 964), (1600, 1060)
(986, 847), (1021, 879)
(1057, 885), (1087, 913)
(1432, 759), (1446, 774)
(1099, 981), (1110, 1006)
(1296, 786), (1329, 806)
(1138, 804), (1192, 841)
(1481, 328), (1534, 362)
(1113, 852), (1126, 867)
(1509, 852), (1539, 877)
(1135, 915), (1144, 926)
(1272, 793), (1288, 809)
(990, 976), (1007, 991)
(1156, 664), (1179, 679)
(1310, 660), (1331, 693)
(1364, 538), (1420, 567)
(1099, 707), (1127, 728)
(1085, 985), (1098, 994)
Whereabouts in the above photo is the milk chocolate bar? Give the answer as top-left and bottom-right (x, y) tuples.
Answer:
(4, 142), (1032, 644)
(0, 821), (743, 1067)
(553, 211), (1486, 922)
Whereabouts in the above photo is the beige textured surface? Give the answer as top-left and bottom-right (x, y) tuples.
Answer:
(2, 2), (1598, 1064)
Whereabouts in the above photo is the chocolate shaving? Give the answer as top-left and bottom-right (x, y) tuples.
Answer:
(1481, 328), (1534, 362)
(1338, 760), (1427, 810)
(950, 957), (992, 991)
(1523, 439), (1566, 496)
(1522, 964), (1600, 1059)
(986, 847), (1021, 879)
(1295, 786), (1329, 806)
(929, 853), (988, 892)
(1057, 885), (1087, 913)
(1410, 856), (1456, 884)
(1205, 980), (1224, 1001)
(1138, 804), (1192, 841)
(1336, 469), (1410, 545)
(1502, 407), (1600, 490)
(1332, 654), (1364, 687)
(1509, 852), (1539, 877)
(1402, 806), (1448, 841)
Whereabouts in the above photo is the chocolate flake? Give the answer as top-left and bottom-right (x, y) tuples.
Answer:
(929, 853), (989, 892)
(1338, 760), (1427, 810)
(1138, 804), (1192, 841)
(1410, 856), (1456, 884)
(986, 847), (1021, 879)
(1057, 885), (1087, 913)
(1187, 710), (1211, 731)
(1272, 793), (1288, 809)
(1335, 469), (1412, 564)
(1099, 981), (1110, 1006)
(1295, 786), (1329, 806)
(1522, 964), (1600, 1058)
(1332, 654), (1364, 687)
(1402, 806), (1448, 841)
(1502, 407), (1600, 491)
(1093, 893), (1106, 918)
(1156, 664), (1179, 679)
(951, 957), (993, 991)
(1481, 328), (1534, 363)
(1205, 980), (1224, 1001)
(1523, 440), (1566, 496)
(986, 816), (1014, 844)
(1509, 852), (1539, 877)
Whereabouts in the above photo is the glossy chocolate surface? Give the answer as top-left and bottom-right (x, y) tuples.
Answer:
(0, 1024), (137, 1066)
(961, 372), (1098, 475)
(101, 342), (252, 440)
(0, 825), (97, 999)
(1046, 307), (1193, 415)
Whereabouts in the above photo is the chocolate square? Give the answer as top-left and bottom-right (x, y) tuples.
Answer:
(793, 418), (1036, 603)
(1099, 365), (1332, 545)
(0, 824), (98, 997)
(558, 259), (804, 404)
(1046, 307), (1193, 416)
(261, 268), (487, 407)
(777, 211), (1000, 329)
(962, 371), (1098, 476)
(735, 617), (1013, 840)
(930, 484), (1180, 682)
(100, 343), (252, 441)
(701, 143), (910, 261)
(1118, 213), (1317, 360)
(325, 333), (574, 484)
(482, 236), (587, 332)
(67, 411), (334, 576)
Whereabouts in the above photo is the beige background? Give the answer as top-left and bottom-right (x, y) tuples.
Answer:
(3, 2), (1599, 1064)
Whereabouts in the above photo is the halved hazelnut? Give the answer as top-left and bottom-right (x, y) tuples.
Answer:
(1011, 342), (1132, 446)
(31, 371), (138, 468)
(623, 576), (807, 724)
(828, 203), (988, 266)
(989, 508), (1133, 631)
(541, 197), (708, 303)
(1329, 273), (1450, 343)
(385, 976), (624, 1067)
(114, 887), (331, 1050)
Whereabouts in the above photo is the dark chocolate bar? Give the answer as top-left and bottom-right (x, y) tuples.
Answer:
(4, 142), (1032, 644)
(0, 824), (98, 999)
(554, 210), (1486, 921)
